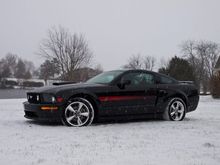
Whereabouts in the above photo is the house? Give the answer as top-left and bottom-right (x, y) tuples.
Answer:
(214, 56), (220, 74)
(71, 67), (102, 82)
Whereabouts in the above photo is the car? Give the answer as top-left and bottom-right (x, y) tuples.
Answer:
(23, 69), (199, 127)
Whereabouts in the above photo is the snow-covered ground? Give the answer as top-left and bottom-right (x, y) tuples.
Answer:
(0, 96), (220, 165)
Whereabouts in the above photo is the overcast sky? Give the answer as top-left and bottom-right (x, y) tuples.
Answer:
(0, 0), (220, 70)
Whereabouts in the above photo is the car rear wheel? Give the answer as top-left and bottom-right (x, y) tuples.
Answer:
(163, 98), (186, 121)
(62, 98), (94, 127)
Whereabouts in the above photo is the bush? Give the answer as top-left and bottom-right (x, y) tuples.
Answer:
(210, 71), (220, 98)
(5, 80), (18, 86)
(23, 81), (44, 87)
(0, 79), (17, 89)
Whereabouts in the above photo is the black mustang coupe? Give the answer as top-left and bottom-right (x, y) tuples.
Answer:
(24, 70), (199, 127)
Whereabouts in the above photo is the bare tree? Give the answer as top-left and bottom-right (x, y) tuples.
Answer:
(143, 56), (156, 70)
(38, 26), (93, 81)
(203, 42), (220, 77)
(123, 54), (143, 69)
(181, 40), (197, 65)
(123, 54), (156, 71)
(1, 53), (17, 77)
(0, 53), (35, 82)
(5, 53), (17, 70)
(93, 64), (103, 74)
(0, 53), (17, 87)
(0, 60), (11, 80)
(181, 40), (220, 93)
(159, 57), (169, 69)
(24, 60), (35, 76)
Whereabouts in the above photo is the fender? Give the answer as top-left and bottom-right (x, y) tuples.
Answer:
(156, 87), (189, 113)
(57, 88), (100, 107)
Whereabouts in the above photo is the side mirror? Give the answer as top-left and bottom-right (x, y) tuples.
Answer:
(117, 79), (131, 89)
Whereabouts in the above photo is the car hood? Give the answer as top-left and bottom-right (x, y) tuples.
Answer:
(28, 83), (107, 94)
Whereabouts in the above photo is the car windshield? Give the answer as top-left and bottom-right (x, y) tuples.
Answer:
(86, 70), (123, 84)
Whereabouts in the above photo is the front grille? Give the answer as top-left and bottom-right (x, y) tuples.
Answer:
(27, 93), (42, 104)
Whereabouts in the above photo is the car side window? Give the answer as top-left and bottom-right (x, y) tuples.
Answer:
(121, 72), (155, 86)
(140, 73), (155, 85)
(160, 76), (174, 84)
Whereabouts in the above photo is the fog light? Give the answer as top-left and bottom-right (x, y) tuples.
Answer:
(52, 96), (56, 103)
(41, 106), (58, 110)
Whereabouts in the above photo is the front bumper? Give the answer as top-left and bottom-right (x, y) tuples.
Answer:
(23, 101), (64, 121)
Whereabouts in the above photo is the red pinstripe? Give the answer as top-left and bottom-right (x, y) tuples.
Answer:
(99, 96), (145, 102)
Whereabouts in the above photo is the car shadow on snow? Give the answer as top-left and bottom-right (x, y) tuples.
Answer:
(24, 117), (167, 127)
(183, 117), (200, 122)
(25, 120), (62, 127)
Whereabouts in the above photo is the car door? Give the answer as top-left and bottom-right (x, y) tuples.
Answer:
(121, 71), (157, 114)
(100, 71), (157, 116)
(139, 72), (158, 113)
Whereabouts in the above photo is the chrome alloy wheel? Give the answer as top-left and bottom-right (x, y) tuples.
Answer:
(64, 101), (90, 126)
(169, 100), (185, 121)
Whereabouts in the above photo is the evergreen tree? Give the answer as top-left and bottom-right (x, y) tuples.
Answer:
(39, 60), (59, 84)
(158, 56), (196, 82)
(14, 59), (26, 79)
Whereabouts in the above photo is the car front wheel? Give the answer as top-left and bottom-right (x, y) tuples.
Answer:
(163, 98), (186, 121)
(62, 98), (94, 127)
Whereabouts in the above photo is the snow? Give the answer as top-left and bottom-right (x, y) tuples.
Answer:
(0, 96), (220, 165)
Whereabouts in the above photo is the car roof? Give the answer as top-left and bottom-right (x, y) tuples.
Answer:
(107, 69), (156, 74)
(107, 69), (178, 82)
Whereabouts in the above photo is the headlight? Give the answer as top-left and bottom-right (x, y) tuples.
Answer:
(42, 94), (56, 103)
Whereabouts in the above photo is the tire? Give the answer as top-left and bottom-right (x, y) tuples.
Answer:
(163, 97), (186, 121)
(61, 97), (95, 127)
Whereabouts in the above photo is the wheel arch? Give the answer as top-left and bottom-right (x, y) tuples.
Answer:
(67, 92), (100, 120)
(166, 92), (189, 108)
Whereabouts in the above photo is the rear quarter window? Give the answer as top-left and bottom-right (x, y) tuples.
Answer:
(160, 76), (176, 84)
